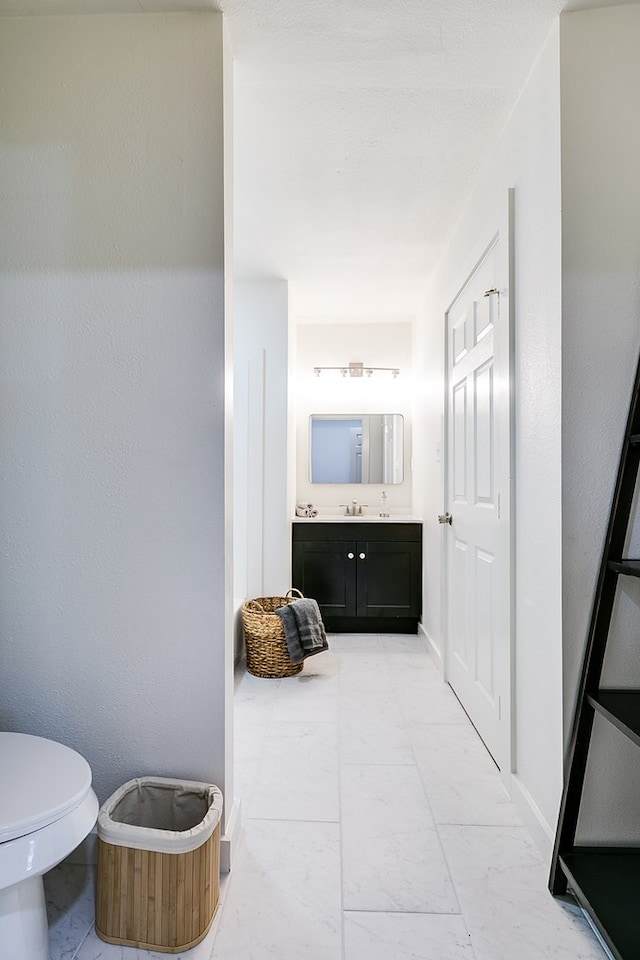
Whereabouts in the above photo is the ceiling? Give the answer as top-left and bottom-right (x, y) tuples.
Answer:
(1, 0), (634, 320)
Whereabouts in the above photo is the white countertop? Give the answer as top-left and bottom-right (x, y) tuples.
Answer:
(292, 515), (423, 523)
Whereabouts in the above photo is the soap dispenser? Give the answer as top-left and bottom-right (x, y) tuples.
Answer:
(379, 490), (390, 517)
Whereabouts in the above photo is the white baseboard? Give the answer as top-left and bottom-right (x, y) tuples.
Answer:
(509, 773), (555, 865)
(220, 798), (242, 873)
(418, 621), (443, 672)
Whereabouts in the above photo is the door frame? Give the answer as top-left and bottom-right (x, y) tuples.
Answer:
(441, 189), (515, 781)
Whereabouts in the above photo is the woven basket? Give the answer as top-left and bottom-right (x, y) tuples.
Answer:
(242, 589), (304, 678)
(95, 778), (222, 953)
(96, 823), (220, 952)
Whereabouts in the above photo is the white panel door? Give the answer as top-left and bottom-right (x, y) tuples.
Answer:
(445, 223), (512, 772)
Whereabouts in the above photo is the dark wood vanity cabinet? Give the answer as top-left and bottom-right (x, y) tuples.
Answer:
(292, 522), (422, 632)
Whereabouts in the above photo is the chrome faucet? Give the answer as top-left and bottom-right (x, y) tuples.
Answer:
(339, 499), (369, 516)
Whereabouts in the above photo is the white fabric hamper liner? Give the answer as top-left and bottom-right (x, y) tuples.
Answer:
(97, 775), (223, 854)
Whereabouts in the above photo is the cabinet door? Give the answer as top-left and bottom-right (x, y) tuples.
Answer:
(356, 541), (421, 618)
(292, 540), (357, 617)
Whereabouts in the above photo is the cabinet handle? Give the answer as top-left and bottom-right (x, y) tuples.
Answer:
(359, 552), (366, 560)
(347, 552), (355, 559)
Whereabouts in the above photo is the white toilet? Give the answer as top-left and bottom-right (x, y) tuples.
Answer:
(0, 733), (98, 960)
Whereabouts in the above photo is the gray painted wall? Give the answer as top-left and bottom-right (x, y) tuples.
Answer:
(560, 5), (640, 843)
(0, 14), (231, 809)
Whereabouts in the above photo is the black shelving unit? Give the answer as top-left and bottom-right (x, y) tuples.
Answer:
(549, 354), (640, 960)
(559, 849), (640, 958)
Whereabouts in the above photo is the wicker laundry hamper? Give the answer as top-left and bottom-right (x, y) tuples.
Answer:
(95, 777), (223, 954)
(242, 588), (304, 678)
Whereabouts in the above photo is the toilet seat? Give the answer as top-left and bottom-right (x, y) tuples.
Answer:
(0, 733), (93, 843)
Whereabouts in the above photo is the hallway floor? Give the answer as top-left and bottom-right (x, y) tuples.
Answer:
(47, 633), (605, 959)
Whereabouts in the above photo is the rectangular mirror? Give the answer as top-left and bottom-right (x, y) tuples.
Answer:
(309, 414), (404, 484)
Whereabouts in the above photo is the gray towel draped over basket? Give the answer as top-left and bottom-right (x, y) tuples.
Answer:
(275, 597), (328, 664)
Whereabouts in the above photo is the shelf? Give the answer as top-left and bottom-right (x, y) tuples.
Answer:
(588, 691), (640, 747)
(629, 434), (640, 445)
(608, 560), (640, 578)
(560, 848), (640, 960)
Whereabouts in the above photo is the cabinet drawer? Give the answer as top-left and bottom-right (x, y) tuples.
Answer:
(292, 522), (421, 543)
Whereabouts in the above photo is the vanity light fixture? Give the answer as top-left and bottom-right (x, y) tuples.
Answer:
(313, 361), (400, 379)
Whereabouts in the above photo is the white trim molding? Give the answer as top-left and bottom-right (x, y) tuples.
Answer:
(220, 798), (242, 873)
(509, 774), (555, 864)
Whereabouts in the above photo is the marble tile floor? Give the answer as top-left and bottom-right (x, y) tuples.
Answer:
(45, 633), (606, 960)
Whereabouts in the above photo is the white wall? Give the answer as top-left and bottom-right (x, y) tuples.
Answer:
(418, 24), (563, 851)
(295, 321), (415, 517)
(233, 279), (290, 656)
(560, 5), (640, 843)
(0, 14), (233, 826)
